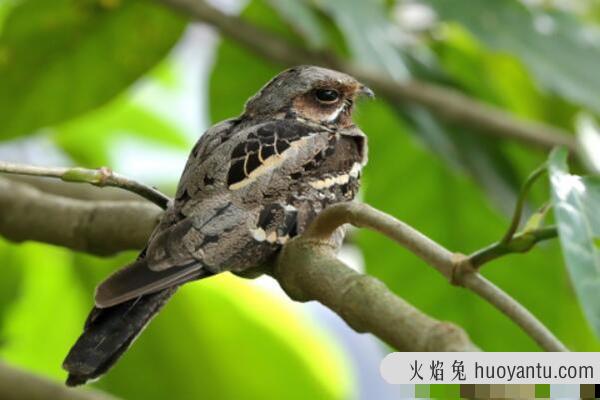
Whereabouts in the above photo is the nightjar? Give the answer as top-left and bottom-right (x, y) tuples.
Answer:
(63, 65), (372, 385)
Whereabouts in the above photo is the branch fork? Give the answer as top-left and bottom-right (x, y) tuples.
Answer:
(449, 253), (475, 287)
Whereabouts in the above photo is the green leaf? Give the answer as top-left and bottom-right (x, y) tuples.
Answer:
(0, 0), (185, 139)
(413, 109), (522, 214)
(434, 24), (547, 120)
(0, 0), (17, 31)
(549, 147), (600, 339)
(522, 203), (551, 234)
(428, 0), (600, 114)
(0, 243), (88, 379)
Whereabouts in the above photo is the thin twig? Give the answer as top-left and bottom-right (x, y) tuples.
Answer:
(305, 202), (455, 278)
(460, 273), (568, 352)
(156, 0), (577, 152)
(500, 164), (547, 244)
(306, 202), (568, 352)
(0, 161), (170, 209)
(469, 226), (558, 267)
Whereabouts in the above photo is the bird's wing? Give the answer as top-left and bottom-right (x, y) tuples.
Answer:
(93, 119), (239, 308)
(143, 118), (335, 271)
(94, 257), (206, 308)
(94, 118), (333, 307)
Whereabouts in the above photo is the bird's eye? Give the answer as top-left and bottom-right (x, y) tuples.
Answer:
(315, 89), (340, 103)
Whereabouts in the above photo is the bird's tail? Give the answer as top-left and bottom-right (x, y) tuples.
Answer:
(62, 287), (177, 386)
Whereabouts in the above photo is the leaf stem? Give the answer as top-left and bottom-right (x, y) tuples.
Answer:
(500, 164), (547, 244)
(469, 226), (558, 267)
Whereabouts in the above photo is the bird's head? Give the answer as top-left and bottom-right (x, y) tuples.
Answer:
(244, 65), (374, 128)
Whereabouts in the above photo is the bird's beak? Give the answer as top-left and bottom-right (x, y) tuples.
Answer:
(359, 85), (375, 99)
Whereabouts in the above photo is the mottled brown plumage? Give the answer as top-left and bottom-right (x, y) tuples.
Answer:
(63, 65), (371, 386)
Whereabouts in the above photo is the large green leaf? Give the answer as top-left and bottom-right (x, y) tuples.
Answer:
(428, 0), (600, 114)
(434, 25), (547, 121)
(0, 0), (185, 139)
(0, 0), (18, 31)
(549, 147), (600, 338)
(400, 106), (522, 215)
(0, 242), (88, 379)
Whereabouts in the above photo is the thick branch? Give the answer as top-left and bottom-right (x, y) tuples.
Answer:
(307, 203), (568, 352)
(157, 0), (577, 152)
(0, 178), (161, 256)
(274, 239), (479, 351)
(0, 362), (118, 400)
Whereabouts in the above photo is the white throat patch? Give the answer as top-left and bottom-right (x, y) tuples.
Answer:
(326, 104), (346, 122)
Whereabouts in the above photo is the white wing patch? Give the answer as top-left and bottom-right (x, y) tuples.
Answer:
(308, 162), (362, 190)
(250, 227), (290, 244)
(229, 135), (313, 190)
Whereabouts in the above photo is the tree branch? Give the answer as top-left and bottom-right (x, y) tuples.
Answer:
(305, 203), (568, 352)
(0, 178), (479, 352)
(273, 238), (479, 351)
(0, 177), (162, 256)
(0, 164), (567, 351)
(0, 362), (119, 400)
(459, 273), (567, 352)
(5, 174), (150, 202)
(156, 0), (577, 152)
(0, 161), (170, 209)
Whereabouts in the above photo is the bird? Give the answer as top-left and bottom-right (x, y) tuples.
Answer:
(62, 65), (373, 386)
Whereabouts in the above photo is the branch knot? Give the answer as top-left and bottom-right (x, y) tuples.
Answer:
(450, 253), (475, 287)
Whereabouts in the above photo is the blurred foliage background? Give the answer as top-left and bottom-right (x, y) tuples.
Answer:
(0, 0), (599, 399)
